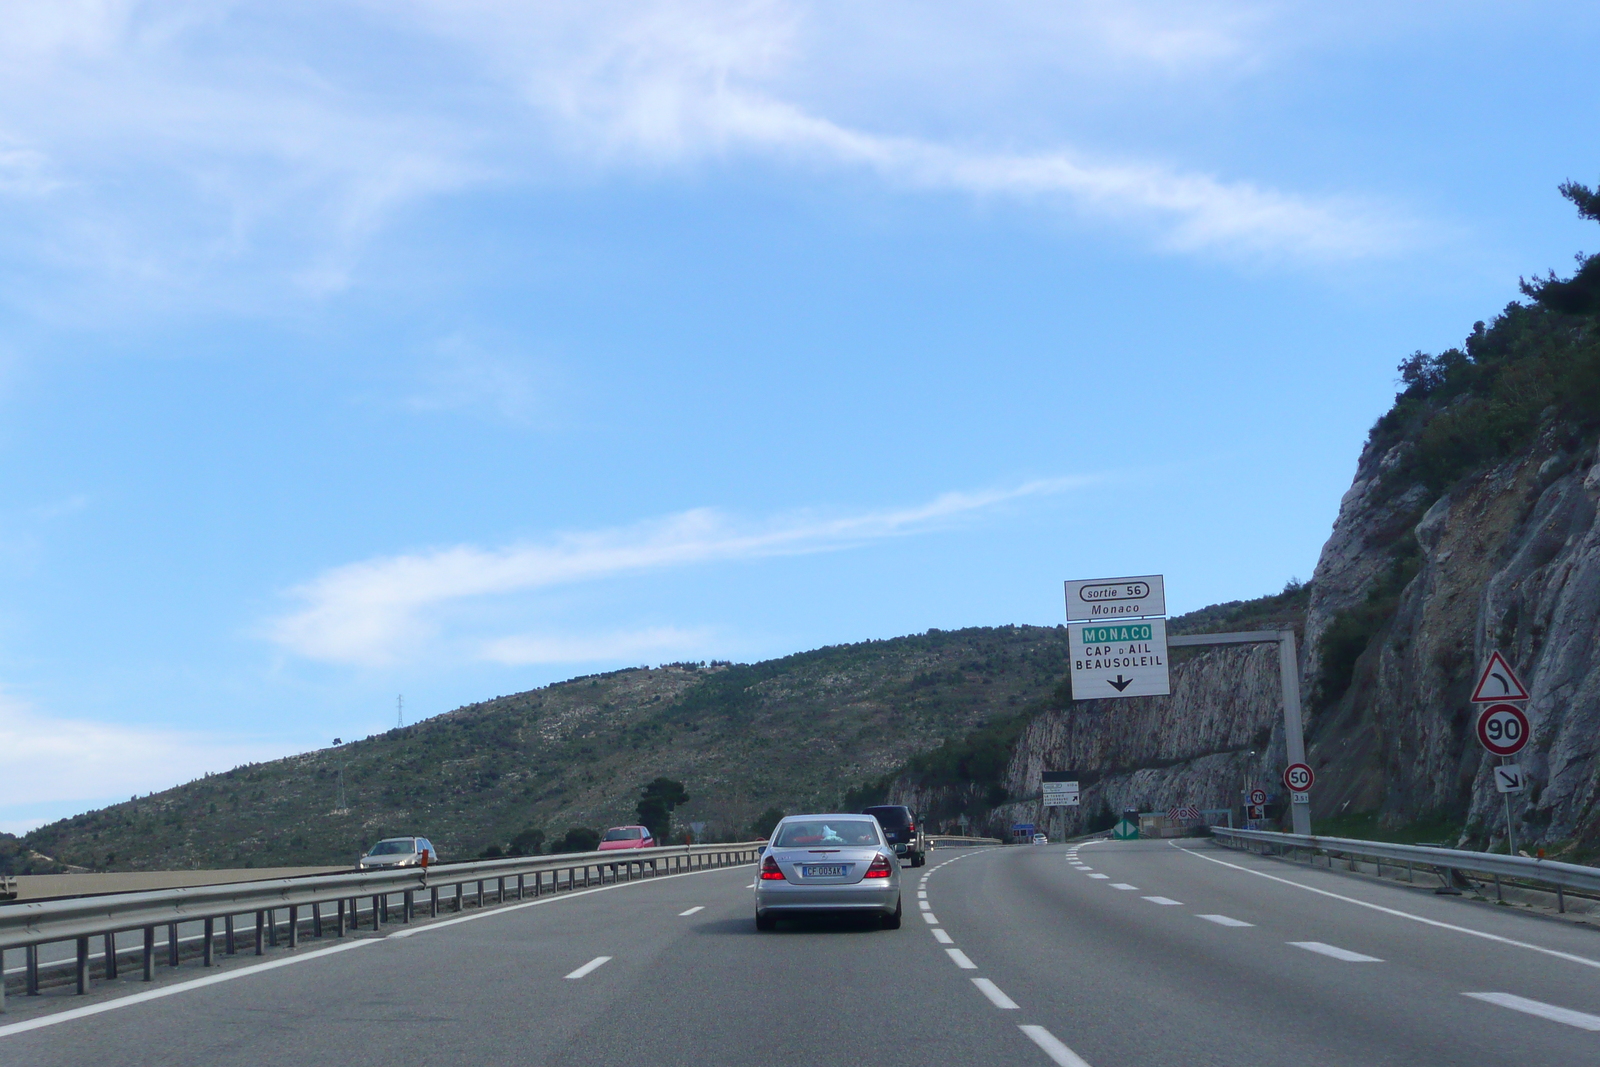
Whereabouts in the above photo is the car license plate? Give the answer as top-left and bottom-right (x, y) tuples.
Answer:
(803, 865), (846, 877)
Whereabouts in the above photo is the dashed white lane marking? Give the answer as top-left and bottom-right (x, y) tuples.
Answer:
(564, 956), (612, 979)
(919, 900), (931, 910)
(1290, 942), (1382, 963)
(1019, 1024), (1094, 1066)
(1087, 874), (1110, 880)
(972, 977), (1019, 1009)
(1463, 992), (1600, 1031)
(917, 891), (927, 899)
(1141, 896), (1182, 905)
(946, 948), (977, 969)
(1109, 883), (1138, 891)
(1175, 841), (1600, 971)
(932, 928), (953, 944)
(1197, 914), (1253, 927)
(922, 912), (939, 924)
(678, 906), (704, 916)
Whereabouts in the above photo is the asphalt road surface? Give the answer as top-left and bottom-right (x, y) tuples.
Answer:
(4, 839), (1599, 1065)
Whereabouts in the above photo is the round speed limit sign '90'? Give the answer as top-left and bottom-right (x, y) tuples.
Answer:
(1476, 703), (1530, 756)
(1283, 763), (1314, 792)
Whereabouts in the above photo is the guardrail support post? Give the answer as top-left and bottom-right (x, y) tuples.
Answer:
(169, 922), (180, 965)
(75, 937), (89, 994)
(26, 944), (40, 994)
(225, 914), (236, 954)
(269, 909), (279, 947)
(373, 895), (383, 928)
(203, 918), (214, 966)
(105, 932), (119, 979)
(429, 887), (438, 917)
(497, 877), (505, 904)
(337, 898), (346, 935)
(288, 906), (299, 948)
(1494, 874), (1503, 901)
(453, 884), (462, 912)
(254, 911), (264, 955)
(403, 890), (413, 923)
(1558, 885), (1566, 913)
(142, 928), (154, 979)
(533, 872), (541, 897)
(313, 902), (323, 938)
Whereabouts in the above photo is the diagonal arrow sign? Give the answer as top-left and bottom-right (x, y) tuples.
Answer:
(1108, 675), (1133, 692)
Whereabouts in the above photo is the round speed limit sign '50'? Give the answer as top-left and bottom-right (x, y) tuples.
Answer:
(1283, 763), (1314, 792)
(1476, 703), (1530, 756)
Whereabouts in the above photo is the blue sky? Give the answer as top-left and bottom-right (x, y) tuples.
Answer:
(2, 2), (1597, 832)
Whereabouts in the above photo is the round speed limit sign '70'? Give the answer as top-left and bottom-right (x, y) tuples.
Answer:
(1283, 763), (1314, 792)
(1476, 703), (1530, 756)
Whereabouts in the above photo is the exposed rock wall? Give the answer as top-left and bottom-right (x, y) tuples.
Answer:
(1304, 429), (1600, 849)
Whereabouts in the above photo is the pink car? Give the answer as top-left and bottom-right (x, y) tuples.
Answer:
(597, 825), (657, 850)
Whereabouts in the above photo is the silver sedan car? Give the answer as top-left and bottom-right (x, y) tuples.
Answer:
(754, 814), (902, 930)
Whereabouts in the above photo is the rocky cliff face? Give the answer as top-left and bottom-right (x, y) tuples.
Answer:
(1304, 425), (1600, 851)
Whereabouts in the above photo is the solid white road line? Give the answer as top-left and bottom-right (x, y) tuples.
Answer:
(1197, 914), (1254, 927)
(972, 977), (1019, 1009)
(1290, 941), (1382, 963)
(564, 956), (612, 979)
(1463, 992), (1600, 1031)
(1141, 896), (1183, 905)
(1176, 842), (1600, 971)
(1087, 874), (1110, 880)
(932, 928), (954, 944)
(923, 912), (939, 924)
(1109, 884), (1138, 891)
(678, 906), (704, 916)
(1019, 1024), (1094, 1066)
(946, 948), (977, 969)
(0, 940), (379, 1039)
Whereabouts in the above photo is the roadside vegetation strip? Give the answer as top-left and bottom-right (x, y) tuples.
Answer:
(1176, 842), (1600, 971)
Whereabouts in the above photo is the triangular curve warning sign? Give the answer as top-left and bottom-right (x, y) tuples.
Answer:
(1470, 650), (1529, 703)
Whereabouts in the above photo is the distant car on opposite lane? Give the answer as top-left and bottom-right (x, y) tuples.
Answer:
(755, 814), (902, 931)
(597, 825), (657, 850)
(358, 836), (437, 870)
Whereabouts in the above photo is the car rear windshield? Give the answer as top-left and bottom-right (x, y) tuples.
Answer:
(774, 820), (881, 847)
(863, 806), (911, 828)
(603, 828), (644, 841)
(367, 840), (414, 855)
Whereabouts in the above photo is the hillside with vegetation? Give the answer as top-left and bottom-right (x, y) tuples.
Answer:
(21, 626), (1076, 871)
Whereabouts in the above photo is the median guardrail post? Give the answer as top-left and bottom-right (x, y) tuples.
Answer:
(225, 914), (236, 954)
(142, 927), (154, 978)
(104, 932), (118, 979)
(312, 902), (322, 937)
(169, 921), (181, 964)
(75, 937), (89, 994)
(26, 944), (40, 994)
(288, 906), (299, 947)
(204, 918), (215, 965)
(254, 911), (264, 955)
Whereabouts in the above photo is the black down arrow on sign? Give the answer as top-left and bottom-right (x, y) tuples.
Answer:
(1109, 675), (1133, 692)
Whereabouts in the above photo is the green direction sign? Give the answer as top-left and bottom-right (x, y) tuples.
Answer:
(1112, 818), (1139, 840)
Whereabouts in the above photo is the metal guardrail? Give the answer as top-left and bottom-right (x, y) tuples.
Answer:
(0, 841), (761, 1007)
(928, 836), (1002, 847)
(0, 877), (15, 903)
(1211, 826), (1600, 903)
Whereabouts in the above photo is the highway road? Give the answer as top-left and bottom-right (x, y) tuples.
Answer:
(4, 839), (1599, 1065)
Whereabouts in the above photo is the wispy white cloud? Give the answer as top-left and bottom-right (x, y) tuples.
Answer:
(0, 687), (275, 812)
(0, 0), (1419, 315)
(267, 477), (1090, 667)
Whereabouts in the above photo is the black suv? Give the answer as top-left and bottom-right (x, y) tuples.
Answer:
(862, 805), (926, 867)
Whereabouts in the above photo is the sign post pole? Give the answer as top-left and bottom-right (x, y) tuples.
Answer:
(1278, 632), (1311, 836)
(1502, 757), (1517, 857)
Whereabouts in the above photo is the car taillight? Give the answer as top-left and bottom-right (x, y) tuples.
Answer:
(760, 856), (786, 880)
(864, 855), (892, 879)
(906, 821), (915, 835)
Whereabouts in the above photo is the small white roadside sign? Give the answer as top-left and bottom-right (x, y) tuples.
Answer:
(1068, 619), (1170, 700)
(1064, 575), (1166, 622)
(1493, 765), (1527, 794)
(1042, 779), (1080, 807)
